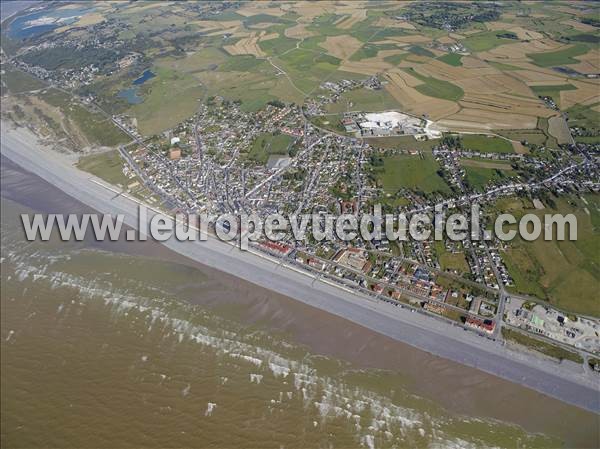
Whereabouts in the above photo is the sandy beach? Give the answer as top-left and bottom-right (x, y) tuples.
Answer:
(1, 124), (599, 416)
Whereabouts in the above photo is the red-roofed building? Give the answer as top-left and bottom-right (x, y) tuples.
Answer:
(260, 241), (292, 256)
(465, 316), (495, 333)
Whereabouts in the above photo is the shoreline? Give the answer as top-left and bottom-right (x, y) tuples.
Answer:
(4, 157), (600, 447)
(1, 124), (599, 414)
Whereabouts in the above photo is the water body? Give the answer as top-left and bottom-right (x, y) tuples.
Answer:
(117, 87), (143, 105)
(133, 69), (156, 85)
(117, 70), (155, 105)
(0, 156), (598, 448)
(7, 6), (95, 39)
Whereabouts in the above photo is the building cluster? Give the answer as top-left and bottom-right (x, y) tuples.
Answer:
(341, 111), (427, 137)
(505, 298), (600, 354)
(305, 76), (381, 117)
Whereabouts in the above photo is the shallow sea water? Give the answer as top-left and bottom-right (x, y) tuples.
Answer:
(0, 197), (560, 449)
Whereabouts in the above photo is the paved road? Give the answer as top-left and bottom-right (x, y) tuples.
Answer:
(2, 126), (599, 414)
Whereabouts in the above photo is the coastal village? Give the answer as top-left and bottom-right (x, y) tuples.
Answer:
(3, 2), (600, 447)
(106, 88), (599, 361)
(2, 0), (599, 371)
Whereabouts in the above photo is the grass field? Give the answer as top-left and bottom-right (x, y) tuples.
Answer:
(130, 66), (204, 136)
(377, 153), (450, 194)
(309, 114), (349, 135)
(500, 195), (600, 316)
(367, 136), (439, 152)
(407, 45), (435, 58)
(258, 35), (298, 56)
(487, 61), (522, 71)
(402, 68), (464, 102)
(565, 102), (600, 133)
(246, 132), (294, 164)
(348, 43), (397, 61)
(462, 30), (519, 52)
(436, 53), (463, 66)
(435, 241), (470, 273)
(76, 150), (130, 186)
(502, 328), (583, 364)
(40, 89), (129, 147)
(460, 135), (514, 153)
(530, 84), (576, 106)
(383, 53), (409, 65)
(527, 44), (589, 67)
(574, 135), (600, 144)
(537, 117), (560, 149)
(274, 49), (341, 93)
(325, 87), (402, 113)
(461, 161), (515, 191)
(2, 67), (46, 94)
(495, 129), (550, 146)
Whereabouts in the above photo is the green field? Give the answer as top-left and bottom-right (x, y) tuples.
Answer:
(537, 117), (560, 149)
(402, 68), (464, 102)
(565, 101), (600, 133)
(495, 128), (549, 146)
(574, 135), (600, 144)
(461, 162), (515, 191)
(527, 44), (589, 67)
(436, 53), (463, 66)
(40, 89), (129, 147)
(274, 49), (341, 93)
(500, 195), (600, 316)
(77, 151), (131, 186)
(377, 153), (450, 194)
(367, 135), (439, 152)
(325, 87), (402, 113)
(246, 132), (294, 164)
(461, 30), (519, 52)
(502, 328), (583, 364)
(349, 43), (398, 61)
(460, 135), (514, 153)
(407, 45), (435, 58)
(157, 47), (229, 73)
(2, 67), (46, 94)
(530, 84), (577, 107)
(435, 241), (470, 273)
(130, 66), (204, 136)
(487, 61), (522, 71)
(383, 53), (409, 65)
(309, 114), (349, 135)
(258, 35), (298, 56)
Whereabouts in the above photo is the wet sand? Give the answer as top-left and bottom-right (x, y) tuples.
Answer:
(1, 155), (598, 447)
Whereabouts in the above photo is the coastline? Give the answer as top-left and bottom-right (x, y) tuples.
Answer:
(1, 124), (599, 415)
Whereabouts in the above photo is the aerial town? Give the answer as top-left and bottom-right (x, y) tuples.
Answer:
(2, 1), (600, 447)
(3, 31), (600, 362)
(104, 84), (599, 363)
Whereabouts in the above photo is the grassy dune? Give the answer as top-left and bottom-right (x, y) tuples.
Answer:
(500, 195), (600, 316)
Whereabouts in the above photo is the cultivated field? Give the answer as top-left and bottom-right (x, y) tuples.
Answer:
(224, 32), (268, 57)
(14, 0), (596, 143)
